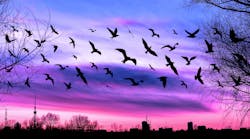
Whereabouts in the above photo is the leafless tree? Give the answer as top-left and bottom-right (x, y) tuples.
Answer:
(190, 0), (250, 125)
(66, 115), (90, 131)
(41, 112), (60, 129)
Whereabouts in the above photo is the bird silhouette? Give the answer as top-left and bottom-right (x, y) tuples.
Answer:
(40, 54), (50, 63)
(90, 62), (98, 70)
(231, 75), (241, 86)
(53, 45), (58, 53)
(69, 37), (75, 48)
(204, 40), (214, 53)
(7, 81), (13, 88)
(73, 55), (78, 60)
(75, 67), (88, 85)
(22, 48), (29, 53)
(195, 67), (204, 84)
(25, 29), (32, 37)
(149, 64), (155, 71)
(11, 25), (18, 32)
(88, 28), (96, 32)
(64, 82), (72, 90)
(107, 27), (119, 38)
(25, 77), (30, 88)
(230, 29), (245, 43)
(173, 29), (178, 35)
(210, 64), (220, 73)
(217, 80), (223, 88)
(232, 53), (248, 66)
(50, 25), (59, 35)
(115, 48), (137, 65)
(142, 38), (158, 57)
(165, 55), (178, 75)
(148, 28), (160, 38)
(34, 40), (42, 47)
(89, 41), (101, 55)
(212, 27), (222, 38)
(103, 68), (113, 77)
(181, 56), (196, 65)
(161, 43), (179, 51)
(55, 64), (69, 70)
(44, 74), (54, 86)
(157, 76), (167, 88)
(124, 78), (143, 86)
(8, 50), (17, 58)
(181, 81), (188, 88)
(5, 34), (15, 43)
(185, 29), (199, 38)
(5, 67), (13, 72)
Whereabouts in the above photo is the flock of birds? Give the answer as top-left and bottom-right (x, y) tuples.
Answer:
(2, 24), (248, 91)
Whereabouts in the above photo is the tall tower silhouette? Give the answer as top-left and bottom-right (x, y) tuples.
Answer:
(5, 108), (7, 127)
(33, 95), (37, 128)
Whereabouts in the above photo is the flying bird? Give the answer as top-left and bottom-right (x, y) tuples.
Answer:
(161, 43), (179, 51)
(195, 67), (204, 84)
(8, 50), (17, 58)
(34, 40), (42, 47)
(90, 62), (98, 70)
(124, 78), (143, 86)
(50, 25), (59, 35)
(181, 81), (188, 88)
(157, 76), (167, 88)
(64, 82), (72, 90)
(25, 29), (32, 37)
(69, 37), (75, 48)
(44, 73), (54, 86)
(89, 41), (101, 55)
(210, 64), (220, 73)
(185, 29), (199, 38)
(88, 28), (96, 32)
(107, 27), (119, 38)
(230, 29), (245, 43)
(148, 28), (160, 38)
(165, 55), (178, 75)
(231, 75), (241, 86)
(22, 48), (29, 53)
(5, 34), (15, 43)
(25, 77), (30, 88)
(204, 40), (214, 53)
(115, 48), (137, 65)
(172, 29), (178, 35)
(181, 56), (196, 65)
(212, 27), (222, 38)
(149, 64), (155, 71)
(7, 81), (13, 88)
(55, 64), (69, 70)
(142, 38), (158, 56)
(53, 45), (58, 53)
(75, 67), (88, 85)
(73, 55), (78, 60)
(217, 80), (223, 88)
(40, 54), (50, 63)
(103, 68), (113, 77)
(232, 53), (248, 66)
(11, 25), (18, 32)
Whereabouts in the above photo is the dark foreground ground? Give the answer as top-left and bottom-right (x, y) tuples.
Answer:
(1, 129), (250, 139)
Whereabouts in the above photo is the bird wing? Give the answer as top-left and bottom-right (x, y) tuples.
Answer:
(185, 30), (191, 35)
(142, 38), (149, 49)
(190, 56), (196, 61)
(124, 78), (135, 84)
(114, 28), (118, 34)
(107, 28), (114, 35)
(130, 58), (137, 65)
(181, 56), (189, 62)
(170, 65), (178, 75)
(193, 29), (200, 35)
(116, 48), (127, 57)
(149, 49), (158, 56)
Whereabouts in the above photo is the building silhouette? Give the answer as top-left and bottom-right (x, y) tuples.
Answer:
(142, 121), (150, 132)
(187, 121), (193, 131)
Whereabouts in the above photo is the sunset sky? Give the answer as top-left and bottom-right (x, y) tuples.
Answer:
(0, 0), (248, 130)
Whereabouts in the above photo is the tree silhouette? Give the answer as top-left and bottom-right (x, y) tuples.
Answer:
(190, 0), (250, 125)
(41, 113), (60, 130)
(66, 115), (90, 131)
